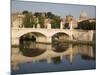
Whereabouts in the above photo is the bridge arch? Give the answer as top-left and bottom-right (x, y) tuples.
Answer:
(18, 31), (47, 43)
(50, 31), (70, 37)
(18, 31), (47, 38)
(52, 32), (69, 36)
(51, 32), (70, 41)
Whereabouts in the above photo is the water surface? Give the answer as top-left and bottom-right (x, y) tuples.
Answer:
(11, 41), (96, 75)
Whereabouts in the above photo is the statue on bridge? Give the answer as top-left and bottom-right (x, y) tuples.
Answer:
(44, 18), (52, 29)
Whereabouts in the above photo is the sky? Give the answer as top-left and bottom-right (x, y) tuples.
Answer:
(11, 0), (96, 19)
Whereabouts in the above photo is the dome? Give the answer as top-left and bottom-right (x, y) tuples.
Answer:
(79, 11), (88, 20)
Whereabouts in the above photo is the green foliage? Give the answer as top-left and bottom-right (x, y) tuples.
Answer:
(38, 17), (45, 28)
(78, 20), (96, 30)
(53, 57), (61, 64)
(34, 12), (61, 28)
(22, 10), (29, 14)
(46, 12), (61, 28)
(22, 10), (37, 28)
(22, 12), (34, 28)
(34, 12), (46, 28)
(22, 11), (96, 29)
(46, 12), (55, 19)
(22, 11), (61, 28)
(51, 17), (61, 28)
(34, 12), (41, 17)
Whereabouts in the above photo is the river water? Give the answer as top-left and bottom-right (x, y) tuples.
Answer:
(11, 41), (96, 75)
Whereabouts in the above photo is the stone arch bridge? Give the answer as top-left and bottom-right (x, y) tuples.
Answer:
(12, 28), (94, 45)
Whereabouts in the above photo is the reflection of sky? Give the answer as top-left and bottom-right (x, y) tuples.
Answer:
(11, 55), (95, 74)
(11, 0), (96, 19)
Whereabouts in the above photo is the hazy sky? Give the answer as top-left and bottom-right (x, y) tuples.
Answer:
(11, 0), (96, 19)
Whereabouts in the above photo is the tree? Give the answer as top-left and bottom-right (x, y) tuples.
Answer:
(77, 20), (96, 30)
(22, 10), (29, 14)
(27, 12), (62, 28)
(34, 12), (41, 17)
(33, 12), (45, 28)
(22, 11), (34, 28)
(51, 16), (61, 28)
(38, 16), (45, 28)
(46, 12), (55, 19)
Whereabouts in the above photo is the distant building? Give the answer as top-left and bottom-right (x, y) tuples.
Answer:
(78, 11), (89, 22)
(88, 18), (96, 23)
(78, 11), (96, 23)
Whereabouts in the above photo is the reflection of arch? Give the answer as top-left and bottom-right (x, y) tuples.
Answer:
(20, 48), (46, 57)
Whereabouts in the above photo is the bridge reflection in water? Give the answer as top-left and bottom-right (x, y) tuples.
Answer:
(11, 41), (96, 74)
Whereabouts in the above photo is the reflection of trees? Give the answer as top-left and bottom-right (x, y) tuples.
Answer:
(52, 56), (61, 64)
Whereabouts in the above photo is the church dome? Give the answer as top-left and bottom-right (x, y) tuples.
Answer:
(79, 11), (88, 20)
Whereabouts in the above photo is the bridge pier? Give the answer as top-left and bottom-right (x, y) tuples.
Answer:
(89, 30), (94, 41)
(46, 44), (52, 50)
(60, 21), (64, 29)
(12, 37), (19, 46)
(90, 46), (94, 57)
(47, 57), (52, 63)
(69, 44), (73, 63)
(60, 55), (63, 60)
(46, 37), (52, 43)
